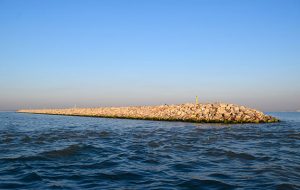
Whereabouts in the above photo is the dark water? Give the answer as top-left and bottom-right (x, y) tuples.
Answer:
(0, 112), (299, 190)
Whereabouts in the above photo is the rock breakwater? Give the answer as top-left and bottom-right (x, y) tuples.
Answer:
(18, 103), (279, 123)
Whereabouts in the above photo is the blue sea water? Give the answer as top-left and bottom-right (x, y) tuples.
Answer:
(0, 112), (299, 190)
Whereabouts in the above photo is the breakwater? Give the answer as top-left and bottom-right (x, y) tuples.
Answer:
(17, 103), (279, 123)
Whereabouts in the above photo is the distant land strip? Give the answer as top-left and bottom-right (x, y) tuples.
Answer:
(17, 103), (279, 124)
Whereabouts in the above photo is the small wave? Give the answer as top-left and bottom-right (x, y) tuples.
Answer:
(0, 155), (48, 162)
(178, 178), (236, 189)
(41, 144), (96, 158)
(1, 137), (13, 143)
(206, 148), (256, 160)
(226, 151), (256, 160)
(287, 133), (300, 140)
(275, 183), (299, 190)
(147, 141), (161, 148)
(21, 135), (31, 143)
(20, 172), (43, 182)
(0, 183), (25, 189)
(98, 131), (111, 137)
(209, 173), (231, 179)
(172, 163), (198, 172)
(96, 172), (143, 181)
(42, 144), (81, 158)
(142, 159), (160, 164)
(78, 160), (119, 169)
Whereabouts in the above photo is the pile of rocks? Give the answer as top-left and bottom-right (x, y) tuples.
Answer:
(18, 103), (279, 123)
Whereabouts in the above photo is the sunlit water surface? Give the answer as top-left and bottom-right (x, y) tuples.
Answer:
(0, 112), (299, 189)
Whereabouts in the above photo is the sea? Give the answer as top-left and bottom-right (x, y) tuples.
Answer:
(0, 112), (299, 190)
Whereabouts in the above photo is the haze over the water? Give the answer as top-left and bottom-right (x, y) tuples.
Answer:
(0, 0), (299, 112)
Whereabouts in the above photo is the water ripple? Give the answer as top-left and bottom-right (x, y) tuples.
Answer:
(0, 112), (299, 189)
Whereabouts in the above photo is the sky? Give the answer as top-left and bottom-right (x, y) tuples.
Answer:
(0, 0), (299, 112)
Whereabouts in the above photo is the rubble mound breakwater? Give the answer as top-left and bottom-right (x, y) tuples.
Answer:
(18, 103), (279, 123)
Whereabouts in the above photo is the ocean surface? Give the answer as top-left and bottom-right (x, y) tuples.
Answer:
(0, 112), (299, 190)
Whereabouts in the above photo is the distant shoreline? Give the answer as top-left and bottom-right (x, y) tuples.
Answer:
(17, 103), (279, 124)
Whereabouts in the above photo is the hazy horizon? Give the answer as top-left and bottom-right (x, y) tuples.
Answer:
(1, 0), (300, 112)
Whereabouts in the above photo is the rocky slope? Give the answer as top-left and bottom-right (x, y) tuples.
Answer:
(18, 103), (279, 123)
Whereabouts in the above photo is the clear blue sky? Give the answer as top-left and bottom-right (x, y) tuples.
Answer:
(0, 0), (299, 111)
